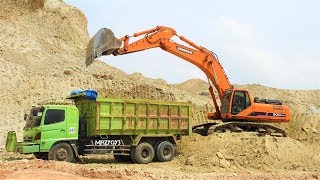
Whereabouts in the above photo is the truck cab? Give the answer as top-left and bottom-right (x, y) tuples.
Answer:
(6, 105), (79, 160)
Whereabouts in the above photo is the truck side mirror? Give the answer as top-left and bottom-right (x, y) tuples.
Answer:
(32, 109), (38, 116)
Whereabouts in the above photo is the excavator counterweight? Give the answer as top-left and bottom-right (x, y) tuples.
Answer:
(86, 28), (121, 67)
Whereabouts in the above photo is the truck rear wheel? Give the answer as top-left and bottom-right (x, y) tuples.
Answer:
(48, 142), (75, 162)
(153, 141), (162, 161)
(133, 142), (154, 164)
(156, 141), (175, 162)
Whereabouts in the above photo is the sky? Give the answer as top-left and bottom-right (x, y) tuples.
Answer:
(65, 0), (320, 90)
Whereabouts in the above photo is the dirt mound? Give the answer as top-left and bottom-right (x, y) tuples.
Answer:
(175, 133), (320, 173)
(173, 79), (212, 96)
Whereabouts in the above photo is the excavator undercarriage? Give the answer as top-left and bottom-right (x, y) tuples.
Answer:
(192, 122), (287, 137)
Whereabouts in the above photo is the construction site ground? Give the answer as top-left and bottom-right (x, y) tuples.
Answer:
(1, 133), (320, 179)
(0, 0), (319, 179)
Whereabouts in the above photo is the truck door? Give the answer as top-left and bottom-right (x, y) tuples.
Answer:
(40, 108), (67, 150)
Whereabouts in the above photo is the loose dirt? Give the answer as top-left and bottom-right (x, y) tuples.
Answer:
(0, 0), (319, 179)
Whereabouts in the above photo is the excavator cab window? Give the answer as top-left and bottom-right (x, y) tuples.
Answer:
(231, 91), (251, 115)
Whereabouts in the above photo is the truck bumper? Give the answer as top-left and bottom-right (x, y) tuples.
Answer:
(16, 143), (40, 154)
(6, 131), (40, 154)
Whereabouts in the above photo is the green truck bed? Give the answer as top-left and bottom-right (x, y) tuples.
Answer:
(69, 95), (192, 137)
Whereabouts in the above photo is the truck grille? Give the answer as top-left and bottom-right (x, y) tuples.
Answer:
(23, 136), (33, 142)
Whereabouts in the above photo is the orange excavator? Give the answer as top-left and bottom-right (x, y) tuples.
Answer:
(86, 26), (290, 136)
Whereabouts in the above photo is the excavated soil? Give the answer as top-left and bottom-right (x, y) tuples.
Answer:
(0, 0), (320, 179)
(176, 133), (320, 173)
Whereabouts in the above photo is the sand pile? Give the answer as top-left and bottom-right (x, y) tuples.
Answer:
(175, 133), (320, 173)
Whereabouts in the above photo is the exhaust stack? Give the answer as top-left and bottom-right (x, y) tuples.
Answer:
(85, 28), (122, 67)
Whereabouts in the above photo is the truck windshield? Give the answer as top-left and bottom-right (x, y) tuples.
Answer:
(25, 107), (44, 128)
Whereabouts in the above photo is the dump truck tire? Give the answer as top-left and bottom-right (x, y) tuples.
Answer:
(48, 143), (75, 162)
(133, 143), (154, 164)
(153, 141), (162, 161)
(156, 141), (175, 162)
(130, 148), (136, 163)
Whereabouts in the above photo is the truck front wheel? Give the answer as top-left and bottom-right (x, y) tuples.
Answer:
(156, 141), (175, 162)
(133, 142), (154, 164)
(48, 143), (75, 162)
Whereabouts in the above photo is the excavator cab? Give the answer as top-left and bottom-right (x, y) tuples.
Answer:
(219, 89), (289, 123)
(220, 90), (252, 117)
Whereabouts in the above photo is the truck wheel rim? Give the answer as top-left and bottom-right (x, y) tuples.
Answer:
(56, 148), (68, 160)
(141, 149), (150, 158)
(163, 147), (171, 157)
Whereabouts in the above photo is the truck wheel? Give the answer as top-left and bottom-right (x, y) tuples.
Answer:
(156, 141), (175, 162)
(130, 148), (136, 163)
(133, 143), (154, 164)
(114, 155), (132, 162)
(48, 143), (75, 162)
(153, 141), (162, 161)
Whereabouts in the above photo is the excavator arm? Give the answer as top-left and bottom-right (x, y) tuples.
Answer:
(86, 26), (233, 119)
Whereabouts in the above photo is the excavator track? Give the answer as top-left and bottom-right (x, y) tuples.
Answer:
(192, 122), (287, 137)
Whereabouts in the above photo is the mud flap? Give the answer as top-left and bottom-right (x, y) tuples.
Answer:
(6, 131), (17, 152)
(86, 28), (122, 67)
(71, 143), (83, 162)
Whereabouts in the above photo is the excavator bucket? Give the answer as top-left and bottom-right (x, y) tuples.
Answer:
(85, 28), (122, 67)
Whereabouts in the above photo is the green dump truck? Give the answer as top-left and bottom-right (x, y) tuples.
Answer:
(6, 93), (192, 164)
